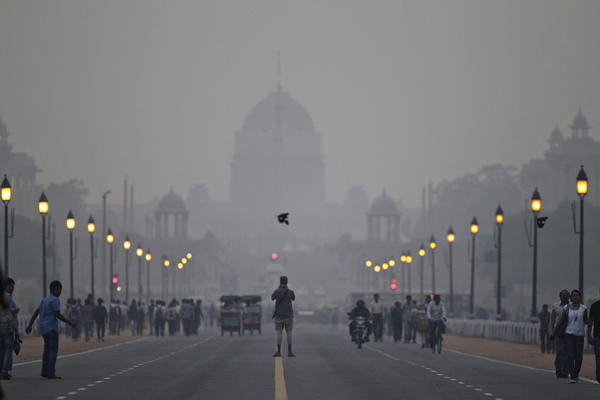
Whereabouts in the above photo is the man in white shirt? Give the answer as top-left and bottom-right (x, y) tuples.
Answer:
(370, 294), (385, 342)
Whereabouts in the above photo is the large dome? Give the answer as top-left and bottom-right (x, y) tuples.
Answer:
(243, 89), (315, 131)
(157, 188), (186, 211)
(571, 109), (590, 130)
(369, 190), (399, 215)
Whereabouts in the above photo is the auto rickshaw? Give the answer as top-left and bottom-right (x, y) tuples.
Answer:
(219, 295), (243, 336)
(241, 295), (262, 335)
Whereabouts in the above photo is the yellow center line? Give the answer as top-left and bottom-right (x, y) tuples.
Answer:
(274, 357), (288, 400)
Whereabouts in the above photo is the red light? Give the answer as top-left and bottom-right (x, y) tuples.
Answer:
(271, 252), (278, 261)
(112, 276), (118, 284)
(392, 278), (397, 283)
(390, 283), (397, 290)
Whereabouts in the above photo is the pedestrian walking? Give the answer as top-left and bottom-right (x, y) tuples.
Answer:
(82, 298), (94, 342)
(193, 300), (203, 334)
(136, 302), (145, 336)
(552, 289), (589, 383)
(148, 300), (155, 335)
(551, 289), (570, 378)
(390, 301), (403, 343)
(403, 296), (414, 344)
(166, 300), (178, 336)
(154, 301), (165, 336)
(128, 300), (138, 336)
(370, 294), (384, 342)
(0, 278), (18, 380)
(587, 287), (600, 383)
(181, 299), (194, 336)
(94, 298), (107, 342)
(26, 281), (76, 379)
(538, 304), (551, 353)
(271, 275), (295, 357)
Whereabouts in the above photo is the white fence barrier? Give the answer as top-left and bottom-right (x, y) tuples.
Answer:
(446, 318), (540, 344)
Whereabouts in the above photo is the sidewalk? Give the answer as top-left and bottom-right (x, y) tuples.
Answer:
(14, 331), (142, 363)
(444, 334), (597, 381)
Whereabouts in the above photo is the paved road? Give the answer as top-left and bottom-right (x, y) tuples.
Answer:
(4, 325), (597, 400)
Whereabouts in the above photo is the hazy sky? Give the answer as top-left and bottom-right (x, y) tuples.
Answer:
(0, 0), (599, 207)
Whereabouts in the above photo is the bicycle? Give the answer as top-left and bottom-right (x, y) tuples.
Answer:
(431, 320), (444, 354)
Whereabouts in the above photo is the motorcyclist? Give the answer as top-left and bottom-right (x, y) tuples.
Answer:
(348, 300), (372, 342)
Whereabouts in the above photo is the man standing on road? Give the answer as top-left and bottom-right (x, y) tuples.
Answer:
(370, 294), (384, 342)
(271, 275), (295, 357)
(538, 304), (551, 353)
(587, 288), (600, 383)
(25, 280), (76, 379)
(0, 278), (18, 379)
(390, 301), (403, 343)
(551, 289), (570, 378)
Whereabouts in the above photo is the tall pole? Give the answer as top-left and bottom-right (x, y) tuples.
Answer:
(138, 255), (142, 300)
(4, 203), (8, 276)
(449, 242), (454, 314)
(102, 191), (110, 299)
(578, 196), (584, 294)
(125, 250), (129, 303)
(69, 230), (74, 299)
(42, 214), (47, 297)
(431, 249), (436, 294)
(90, 232), (95, 299)
(496, 224), (502, 317)
(419, 254), (424, 300)
(109, 243), (114, 301)
(146, 260), (150, 304)
(531, 214), (538, 319)
(470, 235), (476, 315)
(51, 222), (56, 279)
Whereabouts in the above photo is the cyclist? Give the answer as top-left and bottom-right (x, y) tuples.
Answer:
(426, 294), (447, 350)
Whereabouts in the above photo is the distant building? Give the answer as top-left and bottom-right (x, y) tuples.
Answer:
(0, 118), (41, 218)
(520, 109), (600, 210)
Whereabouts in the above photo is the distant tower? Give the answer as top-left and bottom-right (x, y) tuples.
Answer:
(155, 188), (189, 239)
(571, 108), (590, 139)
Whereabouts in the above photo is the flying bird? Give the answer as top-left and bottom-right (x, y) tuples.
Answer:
(277, 213), (290, 225)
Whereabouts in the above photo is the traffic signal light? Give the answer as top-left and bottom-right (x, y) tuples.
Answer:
(112, 275), (118, 285)
(271, 252), (279, 261)
(390, 278), (397, 290)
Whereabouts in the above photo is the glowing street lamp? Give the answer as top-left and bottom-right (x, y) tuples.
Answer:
(495, 205), (504, 318)
(374, 265), (381, 272)
(418, 243), (426, 299)
(66, 210), (76, 299)
(447, 227), (455, 314)
(106, 229), (115, 301)
(429, 236), (437, 294)
(136, 245), (144, 299)
(123, 236), (131, 303)
(181, 257), (187, 264)
(382, 263), (389, 271)
(576, 166), (588, 295)
(87, 216), (96, 299)
(186, 252), (192, 259)
(389, 259), (396, 267)
(39, 192), (50, 297)
(469, 217), (479, 316)
(365, 260), (373, 268)
(145, 249), (152, 303)
(530, 188), (541, 319)
(1, 175), (10, 275)
(406, 251), (413, 296)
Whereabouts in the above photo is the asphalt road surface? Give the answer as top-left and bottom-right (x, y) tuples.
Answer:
(4, 325), (598, 400)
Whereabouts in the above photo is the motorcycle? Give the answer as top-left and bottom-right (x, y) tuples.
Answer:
(353, 316), (368, 349)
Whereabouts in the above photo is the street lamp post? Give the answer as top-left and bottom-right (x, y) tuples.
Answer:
(177, 262), (183, 298)
(469, 217), (479, 317)
(576, 166), (588, 295)
(101, 190), (110, 299)
(1, 175), (11, 276)
(87, 216), (96, 299)
(400, 252), (407, 295)
(145, 250), (152, 304)
(162, 257), (170, 299)
(66, 210), (76, 299)
(530, 187), (541, 319)
(136, 245), (144, 300)
(495, 205), (504, 319)
(123, 236), (131, 303)
(446, 227), (455, 314)
(406, 252), (413, 297)
(429, 236), (437, 294)
(38, 193), (50, 297)
(418, 244), (426, 300)
(106, 229), (115, 301)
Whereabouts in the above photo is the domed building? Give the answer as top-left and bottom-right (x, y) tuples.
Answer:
(154, 188), (189, 239)
(520, 109), (600, 209)
(367, 190), (401, 242)
(230, 86), (325, 217)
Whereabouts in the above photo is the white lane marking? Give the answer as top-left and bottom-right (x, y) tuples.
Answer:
(56, 397), (67, 400)
(87, 384), (95, 387)
(77, 387), (86, 391)
(474, 388), (482, 391)
(484, 393), (493, 397)
(68, 392), (78, 395)
(14, 336), (152, 367)
(445, 348), (598, 385)
(95, 380), (103, 383)
(458, 381), (464, 384)
(103, 377), (110, 380)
